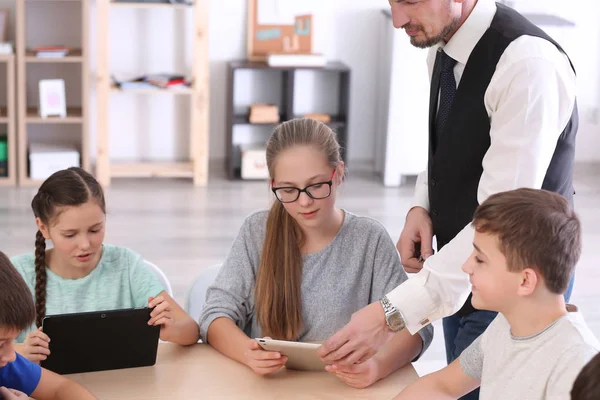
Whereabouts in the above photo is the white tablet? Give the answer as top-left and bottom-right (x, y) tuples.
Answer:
(255, 338), (326, 371)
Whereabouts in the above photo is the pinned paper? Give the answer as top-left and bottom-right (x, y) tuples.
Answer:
(295, 18), (311, 36)
(257, 28), (281, 41)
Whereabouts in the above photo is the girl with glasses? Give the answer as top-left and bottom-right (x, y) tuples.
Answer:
(199, 118), (432, 388)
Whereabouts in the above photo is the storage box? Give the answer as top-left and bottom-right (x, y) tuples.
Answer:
(29, 143), (80, 181)
(241, 147), (269, 180)
(303, 113), (331, 123)
(249, 104), (279, 124)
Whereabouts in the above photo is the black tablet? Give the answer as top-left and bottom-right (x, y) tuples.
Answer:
(41, 308), (160, 375)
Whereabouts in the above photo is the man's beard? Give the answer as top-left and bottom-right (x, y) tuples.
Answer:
(407, 15), (461, 48)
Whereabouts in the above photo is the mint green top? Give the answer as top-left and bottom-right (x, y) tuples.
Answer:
(11, 244), (164, 343)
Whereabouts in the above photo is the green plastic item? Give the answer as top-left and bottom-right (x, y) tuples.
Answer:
(0, 136), (7, 161)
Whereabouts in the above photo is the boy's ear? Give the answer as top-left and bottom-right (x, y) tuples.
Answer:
(35, 218), (50, 240)
(517, 268), (539, 296)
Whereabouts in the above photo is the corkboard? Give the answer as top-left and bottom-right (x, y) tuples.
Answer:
(247, 0), (313, 62)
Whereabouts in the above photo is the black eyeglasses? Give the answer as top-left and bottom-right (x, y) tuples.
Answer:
(271, 170), (336, 203)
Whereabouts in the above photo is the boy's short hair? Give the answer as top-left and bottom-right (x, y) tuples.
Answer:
(472, 188), (580, 294)
(571, 353), (600, 400)
(0, 251), (36, 331)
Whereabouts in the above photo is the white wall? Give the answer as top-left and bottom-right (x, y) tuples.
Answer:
(1, 0), (599, 168)
(514, 0), (600, 162)
(93, 0), (389, 165)
(204, 0), (390, 165)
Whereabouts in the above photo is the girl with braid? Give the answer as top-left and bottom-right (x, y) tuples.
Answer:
(11, 167), (199, 363)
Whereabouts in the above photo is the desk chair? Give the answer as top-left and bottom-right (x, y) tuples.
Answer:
(185, 264), (222, 322)
(144, 260), (174, 298)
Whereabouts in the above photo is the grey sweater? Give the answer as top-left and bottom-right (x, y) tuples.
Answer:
(199, 210), (433, 358)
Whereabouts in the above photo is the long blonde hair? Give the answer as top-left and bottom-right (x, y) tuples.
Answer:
(255, 118), (343, 340)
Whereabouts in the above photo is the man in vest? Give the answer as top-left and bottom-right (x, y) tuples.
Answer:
(318, 1), (577, 399)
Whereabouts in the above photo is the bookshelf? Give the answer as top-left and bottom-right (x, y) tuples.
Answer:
(95, 0), (209, 186)
(0, 55), (16, 186)
(16, 0), (90, 186)
(226, 60), (351, 180)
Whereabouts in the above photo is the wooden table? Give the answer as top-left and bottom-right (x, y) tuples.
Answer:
(69, 343), (418, 399)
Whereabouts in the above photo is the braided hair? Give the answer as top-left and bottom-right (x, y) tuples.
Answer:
(31, 167), (105, 327)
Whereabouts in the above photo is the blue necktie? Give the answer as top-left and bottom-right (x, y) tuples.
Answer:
(435, 50), (457, 143)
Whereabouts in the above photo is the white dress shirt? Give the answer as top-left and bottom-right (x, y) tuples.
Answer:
(387, 0), (577, 334)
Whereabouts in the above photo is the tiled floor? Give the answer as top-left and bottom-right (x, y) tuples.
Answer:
(1, 163), (598, 376)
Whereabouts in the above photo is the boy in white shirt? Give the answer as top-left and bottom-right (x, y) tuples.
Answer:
(395, 188), (599, 400)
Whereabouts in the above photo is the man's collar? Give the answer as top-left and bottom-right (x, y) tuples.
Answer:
(441, 0), (497, 65)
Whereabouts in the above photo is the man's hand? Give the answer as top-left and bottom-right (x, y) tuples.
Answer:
(397, 206), (434, 273)
(317, 302), (393, 366)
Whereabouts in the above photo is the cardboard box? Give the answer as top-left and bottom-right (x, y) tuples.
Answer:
(29, 143), (80, 181)
(249, 104), (279, 124)
(303, 113), (331, 123)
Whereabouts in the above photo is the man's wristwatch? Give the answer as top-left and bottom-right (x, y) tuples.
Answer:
(380, 295), (406, 332)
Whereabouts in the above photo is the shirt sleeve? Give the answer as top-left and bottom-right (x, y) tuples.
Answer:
(386, 223), (474, 334)
(386, 38), (576, 334)
(198, 218), (260, 343)
(459, 334), (485, 380)
(368, 224), (434, 360)
(130, 256), (165, 307)
(0, 354), (42, 396)
(412, 170), (430, 211)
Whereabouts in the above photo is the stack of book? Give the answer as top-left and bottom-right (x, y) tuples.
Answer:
(145, 74), (187, 89)
(34, 46), (70, 58)
(112, 74), (189, 90)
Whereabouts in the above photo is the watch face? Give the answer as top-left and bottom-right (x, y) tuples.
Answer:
(388, 313), (404, 331)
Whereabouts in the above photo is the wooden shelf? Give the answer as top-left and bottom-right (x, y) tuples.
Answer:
(110, 1), (191, 9)
(25, 49), (83, 63)
(226, 62), (350, 180)
(0, 51), (15, 186)
(17, 0), (91, 185)
(0, 107), (8, 123)
(97, 0), (209, 186)
(110, 162), (194, 178)
(26, 107), (84, 124)
(110, 83), (193, 95)
(230, 60), (351, 72)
